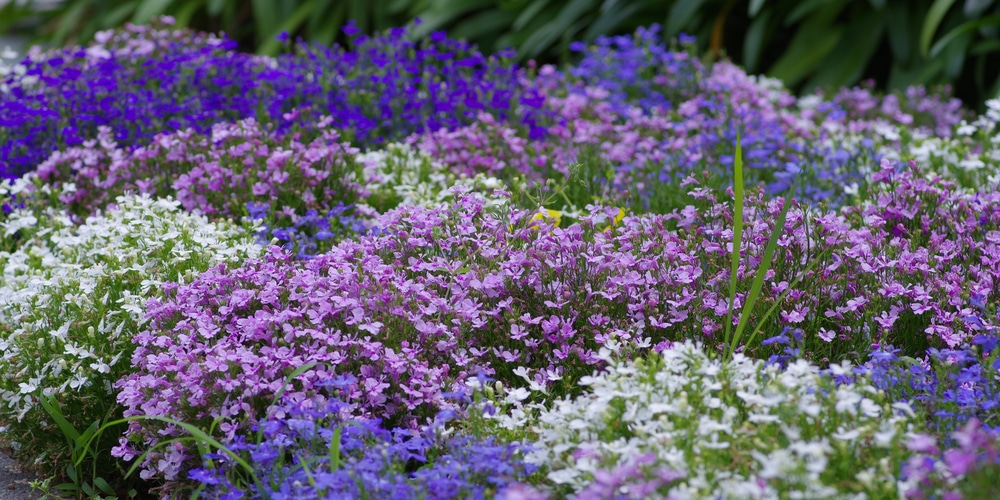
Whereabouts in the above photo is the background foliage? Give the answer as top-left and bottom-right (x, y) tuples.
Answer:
(1, 0), (999, 109)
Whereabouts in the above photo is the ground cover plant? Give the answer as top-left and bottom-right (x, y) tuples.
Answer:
(2, 15), (1000, 500)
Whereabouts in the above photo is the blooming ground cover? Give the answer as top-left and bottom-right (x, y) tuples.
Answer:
(2, 15), (1000, 499)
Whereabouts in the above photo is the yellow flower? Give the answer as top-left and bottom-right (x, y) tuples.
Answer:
(612, 207), (625, 226)
(508, 208), (562, 234)
(530, 208), (562, 228)
(604, 207), (626, 232)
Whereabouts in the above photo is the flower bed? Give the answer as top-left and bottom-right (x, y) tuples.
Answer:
(1, 17), (999, 500)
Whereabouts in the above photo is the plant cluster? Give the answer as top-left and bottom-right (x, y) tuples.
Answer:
(187, 394), (538, 499)
(0, 176), (260, 485)
(1, 16), (1000, 500)
(487, 339), (921, 499)
(0, 18), (531, 180)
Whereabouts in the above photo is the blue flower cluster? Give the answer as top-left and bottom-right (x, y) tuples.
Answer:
(0, 19), (531, 180)
(565, 25), (701, 115)
(245, 201), (374, 259)
(859, 336), (1000, 440)
(549, 25), (872, 207)
(189, 396), (537, 499)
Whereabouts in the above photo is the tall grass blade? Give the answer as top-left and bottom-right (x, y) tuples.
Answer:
(330, 425), (343, 470)
(727, 183), (797, 359)
(724, 133), (745, 352)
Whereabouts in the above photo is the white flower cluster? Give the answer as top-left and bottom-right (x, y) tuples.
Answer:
(490, 341), (918, 499)
(876, 98), (1000, 187)
(355, 142), (519, 211)
(0, 187), (261, 422)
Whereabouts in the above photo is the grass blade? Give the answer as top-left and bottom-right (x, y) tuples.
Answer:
(727, 185), (797, 359)
(724, 132), (745, 352)
(921, 0), (958, 57)
(329, 425), (342, 470)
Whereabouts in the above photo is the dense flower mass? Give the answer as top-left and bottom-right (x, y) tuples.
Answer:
(187, 395), (537, 499)
(489, 340), (920, 499)
(0, 18), (530, 180)
(3, 15), (1000, 500)
(0, 179), (260, 478)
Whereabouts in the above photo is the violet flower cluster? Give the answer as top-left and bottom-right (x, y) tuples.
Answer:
(417, 42), (874, 211)
(900, 419), (1000, 499)
(114, 156), (1000, 486)
(31, 117), (373, 257)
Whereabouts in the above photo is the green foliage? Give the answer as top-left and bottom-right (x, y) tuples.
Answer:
(2, 0), (414, 55)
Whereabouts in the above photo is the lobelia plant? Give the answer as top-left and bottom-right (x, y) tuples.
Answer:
(110, 145), (1000, 490)
(33, 117), (372, 258)
(184, 391), (538, 499)
(481, 338), (925, 498)
(0, 176), (261, 494)
(0, 17), (539, 181)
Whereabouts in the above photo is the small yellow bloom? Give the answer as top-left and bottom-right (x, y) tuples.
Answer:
(612, 207), (625, 226)
(530, 208), (562, 229)
(604, 207), (626, 232)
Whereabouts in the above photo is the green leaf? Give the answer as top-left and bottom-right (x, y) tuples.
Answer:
(942, 29), (973, 78)
(749, 0), (767, 17)
(971, 38), (1000, 55)
(252, 0), (279, 46)
(520, 0), (597, 59)
(350, 0), (369, 31)
(410, 0), (495, 39)
(94, 476), (115, 496)
(53, 0), (90, 45)
(258, 2), (315, 55)
(768, 0), (846, 86)
(965, 0), (995, 17)
(329, 425), (343, 470)
(724, 132), (745, 353)
(804, 13), (884, 90)
(732, 187), (796, 356)
(921, 0), (959, 57)
(207, 0), (227, 16)
(785, 0), (835, 26)
(767, 27), (842, 87)
(452, 10), (517, 43)
(310, 0), (342, 46)
(583, 2), (641, 41)
(40, 395), (81, 444)
(132, 0), (174, 23)
(743, 11), (771, 72)
(886, 1), (913, 64)
(66, 464), (78, 484)
(103, 2), (139, 29)
(173, 0), (202, 27)
(666, 0), (709, 37)
(930, 13), (1000, 57)
(514, 0), (552, 31)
